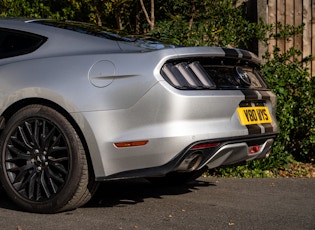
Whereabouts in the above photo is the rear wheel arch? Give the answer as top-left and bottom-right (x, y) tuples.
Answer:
(0, 98), (96, 176)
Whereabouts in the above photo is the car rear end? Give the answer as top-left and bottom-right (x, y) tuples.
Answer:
(158, 47), (278, 169)
(92, 46), (278, 180)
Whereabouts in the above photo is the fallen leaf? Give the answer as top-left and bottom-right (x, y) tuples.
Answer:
(228, 220), (235, 226)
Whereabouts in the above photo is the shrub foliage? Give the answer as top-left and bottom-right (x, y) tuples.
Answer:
(262, 45), (314, 163)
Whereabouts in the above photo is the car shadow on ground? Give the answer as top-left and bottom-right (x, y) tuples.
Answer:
(0, 178), (215, 212)
(85, 178), (215, 208)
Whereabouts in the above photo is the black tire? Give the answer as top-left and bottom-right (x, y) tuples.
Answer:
(147, 166), (208, 186)
(0, 105), (98, 213)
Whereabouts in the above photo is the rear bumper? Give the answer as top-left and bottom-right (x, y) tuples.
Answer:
(98, 134), (276, 180)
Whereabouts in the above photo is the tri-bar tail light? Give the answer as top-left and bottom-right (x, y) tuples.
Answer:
(160, 60), (267, 90)
(181, 62), (216, 88)
(161, 62), (216, 89)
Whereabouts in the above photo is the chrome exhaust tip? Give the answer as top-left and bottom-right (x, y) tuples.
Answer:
(176, 153), (203, 172)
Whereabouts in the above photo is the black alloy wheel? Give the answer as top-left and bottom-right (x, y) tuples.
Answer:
(0, 105), (98, 213)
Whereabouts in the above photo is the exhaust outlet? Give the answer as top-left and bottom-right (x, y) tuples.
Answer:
(177, 153), (203, 172)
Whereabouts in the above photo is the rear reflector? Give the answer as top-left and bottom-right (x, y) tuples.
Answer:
(190, 142), (220, 150)
(114, 140), (149, 148)
(249, 145), (260, 154)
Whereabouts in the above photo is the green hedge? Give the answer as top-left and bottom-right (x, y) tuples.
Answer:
(262, 47), (314, 163)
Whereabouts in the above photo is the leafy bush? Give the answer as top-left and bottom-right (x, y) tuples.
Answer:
(149, 0), (267, 48)
(262, 48), (314, 163)
(260, 23), (314, 165)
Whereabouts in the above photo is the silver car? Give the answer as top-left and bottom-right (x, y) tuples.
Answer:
(0, 18), (278, 213)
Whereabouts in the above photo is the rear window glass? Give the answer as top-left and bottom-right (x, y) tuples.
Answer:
(30, 20), (131, 42)
(30, 20), (174, 50)
(0, 29), (47, 59)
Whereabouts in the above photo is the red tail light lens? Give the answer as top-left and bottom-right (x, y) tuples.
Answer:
(190, 142), (220, 150)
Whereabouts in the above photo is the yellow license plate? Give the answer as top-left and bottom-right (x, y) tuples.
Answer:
(237, 106), (272, 126)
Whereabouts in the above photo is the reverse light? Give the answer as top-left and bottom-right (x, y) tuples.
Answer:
(114, 140), (149, 148)
(190, 142), (220, 150)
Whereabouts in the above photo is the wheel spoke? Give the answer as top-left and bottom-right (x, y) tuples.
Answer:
(52, 146), (67, 152)
(49, 178), (58, 194)
(10, 136), (32, 152)
(50, 162), (68, 175)
(41, 125), (56, 150)
(12, 171), (33, 192)
(7, 145), (32, 161)
(18, 125), (32, 149)
(25, 121), (40, 148)
(49, 156), (69, 163)
(7, 164), (34, 184)
(40, 171), (51, 198)
(28, 172), (37, 200)
(36, 178), (42, 201)
(33, 120), (40, 148)
(49, 134), (68, 154)
(46, 167), (64, 184)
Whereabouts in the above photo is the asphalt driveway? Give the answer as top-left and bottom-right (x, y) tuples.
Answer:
(0, 177), (314, 230)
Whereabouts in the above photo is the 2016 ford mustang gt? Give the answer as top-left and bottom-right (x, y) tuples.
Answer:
(0, 18), (278, 213)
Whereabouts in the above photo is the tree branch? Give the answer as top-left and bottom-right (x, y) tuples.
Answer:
(139, 0), (154, 30)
